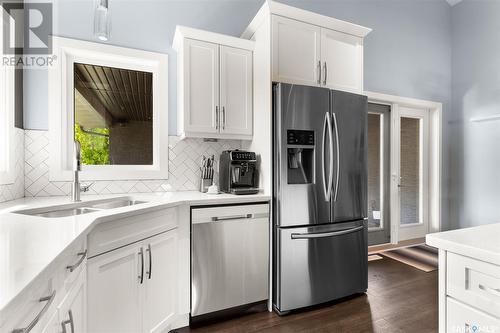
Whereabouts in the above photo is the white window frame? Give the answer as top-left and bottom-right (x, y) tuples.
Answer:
(48, 36), (168, 181)
(0, 9), (15, 185)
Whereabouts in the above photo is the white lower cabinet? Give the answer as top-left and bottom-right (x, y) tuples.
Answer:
(143, 231), (178, 333)
(88, 242), (142, 332)
(40, 310), (60, 333)
(58, 268), (87, 333)
(88, 228), (178, 333)
(447, 297), (500, 333)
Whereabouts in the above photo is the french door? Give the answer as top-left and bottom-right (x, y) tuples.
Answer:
(394, 106), (430, 241)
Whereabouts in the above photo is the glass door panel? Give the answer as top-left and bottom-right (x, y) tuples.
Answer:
(367, 103), (390, 246)
(397, 107), (429, 241)
(400, 117), (422, 225)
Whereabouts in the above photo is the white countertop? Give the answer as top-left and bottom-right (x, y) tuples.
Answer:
(0, 191), (270, 311)
(426, 223), (500, 264)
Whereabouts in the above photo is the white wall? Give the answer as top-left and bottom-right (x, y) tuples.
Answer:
(450, 0), (500, 229)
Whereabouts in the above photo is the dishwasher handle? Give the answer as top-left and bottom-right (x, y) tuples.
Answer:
(211, 214), (253, 222)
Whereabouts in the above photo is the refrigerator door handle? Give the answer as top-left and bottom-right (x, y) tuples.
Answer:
(291, 226), (364, 239)
(332, 112), (340, 202)
(321, 112), (334, 201)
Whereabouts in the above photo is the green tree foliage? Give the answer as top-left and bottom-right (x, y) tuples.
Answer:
(74, 125), (110, 165)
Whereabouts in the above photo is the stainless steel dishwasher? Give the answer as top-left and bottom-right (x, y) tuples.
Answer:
(191, 203), (269, 318)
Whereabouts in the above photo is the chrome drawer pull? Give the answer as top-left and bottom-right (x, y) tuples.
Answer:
(479, 284), (500, 297)
(12, 290), (56, 333)
(66, 250), (87, 272)
(61, 310), (74, 333)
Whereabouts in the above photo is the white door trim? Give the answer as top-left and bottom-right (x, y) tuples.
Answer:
(365, 91), (442, 244)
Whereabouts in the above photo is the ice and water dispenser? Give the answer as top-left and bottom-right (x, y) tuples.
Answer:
(286, 130), (315, 184)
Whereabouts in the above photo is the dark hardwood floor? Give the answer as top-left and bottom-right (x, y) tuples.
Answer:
(178, 257), (438, 333)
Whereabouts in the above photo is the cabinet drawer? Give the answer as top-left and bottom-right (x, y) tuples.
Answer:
(88, 207), (177, 258)
(447, 252), (500, 319)
(1, 281), (57, 333)
(447, 297), (500, 333)
(59, 238), (86, 292)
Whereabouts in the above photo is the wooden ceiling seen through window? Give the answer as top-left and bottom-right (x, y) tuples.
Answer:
(74, 63), (153, 126)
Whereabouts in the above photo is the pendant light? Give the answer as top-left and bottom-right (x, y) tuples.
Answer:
(94, 0), (110, 41)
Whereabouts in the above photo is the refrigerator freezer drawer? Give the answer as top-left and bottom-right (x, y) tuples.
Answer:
(274, 220), (367, 313)
(191, 204), (270, 317)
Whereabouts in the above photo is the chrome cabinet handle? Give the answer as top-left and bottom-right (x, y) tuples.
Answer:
(12, 291), (56, 333)
(332, 112), (340, 202)
(317, 60), (321, 84)
(211, 214), (253, 222)
(222, 106), (226, 130)
(66, 250), (87, 272)
(291, 226), (364, 239)
(323, 62), (327, 85)
(479, 284), (500, 297)
(138, 247), (144, 284)
(215, 106), (220, 130)
(61, 310), (74, 333)
(146, 244), (152, 280)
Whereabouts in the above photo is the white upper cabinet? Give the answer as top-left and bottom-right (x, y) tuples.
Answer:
(183, 39), (220, 135)
(220, 46), (253, 137)
(321, 28), (363, 93)
(272, 15), (321, 86)
(174, 26), (254, 140)
(269, 8), (370, 94)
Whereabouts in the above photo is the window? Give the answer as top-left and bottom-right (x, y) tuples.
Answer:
(73, 63), (153, 166)
(48, 37), (168, 181)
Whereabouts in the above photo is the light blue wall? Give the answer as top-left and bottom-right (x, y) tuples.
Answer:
(25, 0), (452, 132)
(23, 0), (264, 130)
(449, 0), (500, 229)
(24, 0), (456, 229)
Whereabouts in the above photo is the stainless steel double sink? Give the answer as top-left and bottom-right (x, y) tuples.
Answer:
(14, 198), (147, 218)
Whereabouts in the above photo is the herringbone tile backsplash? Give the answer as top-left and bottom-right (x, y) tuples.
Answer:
(24, 130), (241, 197)
(0, 129), (25, 203)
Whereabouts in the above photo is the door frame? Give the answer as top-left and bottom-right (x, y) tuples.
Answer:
(397, 106), (430, 241)
(367, 104), (391, 246)
(365, 91), (442, 244)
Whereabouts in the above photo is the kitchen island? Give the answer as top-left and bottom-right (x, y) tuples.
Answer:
(426, 223), (500, 333)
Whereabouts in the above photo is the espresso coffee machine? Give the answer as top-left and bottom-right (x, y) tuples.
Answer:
(219, 150), (259, 195)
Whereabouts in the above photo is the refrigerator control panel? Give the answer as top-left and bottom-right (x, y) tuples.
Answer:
(287, 130), (314, 145)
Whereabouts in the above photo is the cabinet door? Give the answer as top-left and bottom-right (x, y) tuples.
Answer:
(272, 15), (321, 86)
(321, 28), (363, 93)
(40, 311), (59, 333)
(143, 230), (178, 333)
(183, 38), (219, 135)
(220, 46), (253, 137)
(87, 243), (142, 333)
(58, 268), (87, 333)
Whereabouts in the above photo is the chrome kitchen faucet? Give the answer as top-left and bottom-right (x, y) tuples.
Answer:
(71, 140), (93, 202)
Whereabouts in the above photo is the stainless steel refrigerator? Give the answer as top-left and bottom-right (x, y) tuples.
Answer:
(272, 82), (368, 314)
